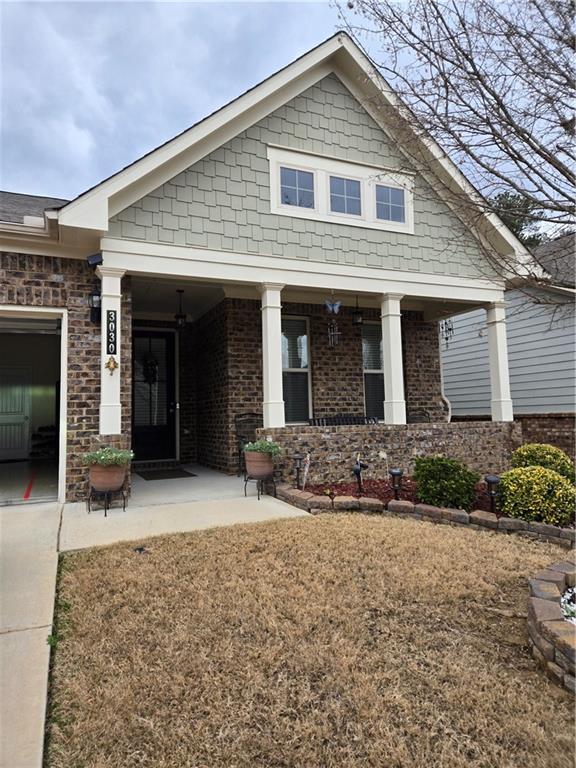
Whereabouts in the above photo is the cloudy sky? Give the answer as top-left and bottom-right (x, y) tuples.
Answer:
(1, 1), (345, 200)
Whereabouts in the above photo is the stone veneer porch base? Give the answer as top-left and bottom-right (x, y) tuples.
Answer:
(260, 421), (522, 486)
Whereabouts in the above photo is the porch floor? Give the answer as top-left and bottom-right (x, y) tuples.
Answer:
(0, 459), (58, 506)
(129, 463), (254, 507)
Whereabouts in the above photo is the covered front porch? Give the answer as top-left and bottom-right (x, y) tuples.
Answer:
(94, 251), (516, 484)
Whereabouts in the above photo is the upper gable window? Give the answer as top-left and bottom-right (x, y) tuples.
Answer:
(376, 185), (405, 223)
(280, 167), (314, 209)
(267, 146), (414, 234)
(330, 176), (361, 216)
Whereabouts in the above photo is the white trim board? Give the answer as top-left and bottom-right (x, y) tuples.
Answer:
(0, 305), (68, 504)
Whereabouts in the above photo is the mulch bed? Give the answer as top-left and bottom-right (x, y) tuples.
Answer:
(305, 477), (492, 512)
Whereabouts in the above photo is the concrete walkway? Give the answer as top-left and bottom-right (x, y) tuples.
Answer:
(0, 502), (60, 768)
(60, 495), (308, 551)
(1, 491), (306, 767)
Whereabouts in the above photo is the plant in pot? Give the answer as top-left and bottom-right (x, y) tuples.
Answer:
(243, 439), (282, 479)
(83, 446), (134, 491)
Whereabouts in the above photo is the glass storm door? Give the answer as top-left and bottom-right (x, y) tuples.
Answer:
(132, 330), (176, 461)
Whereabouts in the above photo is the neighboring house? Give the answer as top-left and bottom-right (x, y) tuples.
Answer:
(0, 33), (532, 503)
(442, 233), (575, 456)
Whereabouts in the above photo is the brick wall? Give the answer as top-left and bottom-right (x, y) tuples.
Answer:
(0, 252), (132, 501)
(259, 421), (523, 486)
(178, 324), (196, 463)
(515, 414), (574, 458)
(403, 312), (447, 422)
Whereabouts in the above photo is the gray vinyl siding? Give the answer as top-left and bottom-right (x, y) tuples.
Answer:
(442, 289), (576, 415)
(109, 74), (498, 281)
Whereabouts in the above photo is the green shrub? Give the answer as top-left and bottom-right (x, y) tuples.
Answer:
(243, 439), (282, 458)
(499, 466), (575, 526)
(413, 455), (480, 510)
(511, 443), (575, 482)
(83, 447), (134, 466)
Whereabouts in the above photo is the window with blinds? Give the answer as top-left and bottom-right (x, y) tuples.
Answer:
(362, 323), (384, 420)
(282, 317), (310, 422)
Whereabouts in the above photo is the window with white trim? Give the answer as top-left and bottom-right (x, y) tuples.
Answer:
(267, 146), (414, 234)
(376, 185), (405, 223)
(330, 176), (361, 216)
(280, 167), (315, 209)
(282, 317), (311, 423)
(362, 323), (384, 421)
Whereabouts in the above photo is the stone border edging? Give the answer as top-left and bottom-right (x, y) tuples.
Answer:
(527, 561), (576, 693)
(276, 485), (576, 549)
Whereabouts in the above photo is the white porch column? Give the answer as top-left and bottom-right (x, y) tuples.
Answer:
(381, 293), (406, 425)
(486, 301), (514, 421)
(260, 283), (285, 429)
(97, 266), (125, 435)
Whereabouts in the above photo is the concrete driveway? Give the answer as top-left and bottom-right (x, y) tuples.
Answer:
(0, 502), (60, 768)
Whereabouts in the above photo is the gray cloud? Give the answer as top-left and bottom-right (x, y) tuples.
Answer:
(1, 1), (341, 198)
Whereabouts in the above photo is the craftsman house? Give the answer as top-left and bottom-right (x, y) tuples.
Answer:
(0, 33), (530, 504)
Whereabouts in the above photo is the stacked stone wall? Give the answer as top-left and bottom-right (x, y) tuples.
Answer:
(0, 252), (132, 500)
(259, 421), (523, 485)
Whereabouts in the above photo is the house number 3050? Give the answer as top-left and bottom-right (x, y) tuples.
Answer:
(106, 310), (117, 355)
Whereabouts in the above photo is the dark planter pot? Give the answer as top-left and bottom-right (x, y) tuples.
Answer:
(89, 463), (128, 492)
(244, 451), (274, 479)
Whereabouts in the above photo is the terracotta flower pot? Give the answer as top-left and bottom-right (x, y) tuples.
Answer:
(244, 451), (274, 479)
(89, 463), (128, 492)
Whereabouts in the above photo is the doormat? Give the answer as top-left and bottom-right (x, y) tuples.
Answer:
(136, 468), (197, 481)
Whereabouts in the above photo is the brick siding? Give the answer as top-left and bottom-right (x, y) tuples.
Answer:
(0, 252), (132, 501)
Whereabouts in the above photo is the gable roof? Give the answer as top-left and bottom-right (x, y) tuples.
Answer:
(55, 32), (531, 266)
(534, 233), (575, 288)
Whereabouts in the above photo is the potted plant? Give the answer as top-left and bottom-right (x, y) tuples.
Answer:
(243, 439), (282, 479)
(83, 446), (134, 491)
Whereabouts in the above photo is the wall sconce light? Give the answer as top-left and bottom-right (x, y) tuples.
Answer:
(352, 295), (363, 325)
(174, 289), (187, 330)
(89, 282), (101, 324)
(292, 452), (304, 489)
(389, 468), (403, 500)
(485, 474), (500, 514)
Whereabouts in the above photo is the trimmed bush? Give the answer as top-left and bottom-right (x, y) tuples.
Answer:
(511, 443), (574, 483)
(500, 466), (576, 526)
(413, 456), (480, 511)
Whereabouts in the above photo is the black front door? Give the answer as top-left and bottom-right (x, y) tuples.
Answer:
(132, 330), (176, 461)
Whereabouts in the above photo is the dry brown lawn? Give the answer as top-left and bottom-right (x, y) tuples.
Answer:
(46, 514), (575, 768)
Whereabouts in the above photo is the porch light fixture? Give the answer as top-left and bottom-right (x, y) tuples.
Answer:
(389, 468), (403, 500)
(292, 452), (304, 489)
(484, 474), (500, 514)
(89, 282), (101, 324)
(352, 295), (363, 325)
(174, 289), (187, 330)
(440, 318), (455, 349)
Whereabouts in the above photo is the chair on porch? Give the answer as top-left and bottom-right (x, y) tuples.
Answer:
(235, 412), (263, 477)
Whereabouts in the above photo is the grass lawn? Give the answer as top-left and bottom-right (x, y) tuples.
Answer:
(46, 515), (575, 768)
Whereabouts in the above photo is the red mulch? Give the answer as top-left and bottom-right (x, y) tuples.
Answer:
(304, 477), (492, 512)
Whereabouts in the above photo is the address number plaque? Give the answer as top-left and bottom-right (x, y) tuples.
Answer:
(106, 310), (117, 355)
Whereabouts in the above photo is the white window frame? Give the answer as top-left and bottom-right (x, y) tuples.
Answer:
(267, 145), (414, 234)
(362, 320), (385, 422)
(281, 314), (313, 423)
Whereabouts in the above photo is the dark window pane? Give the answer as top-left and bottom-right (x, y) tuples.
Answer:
(346, 179), (361, 199)
(376, 202), (391, 221)
(298, 190), (314, 209)
(281, 167), (297, 187)
(330, 194), (346, 213)
(283, 372), (309, 422)
(282, 318), (308, 369)
(347, 196), (361, 216)
(390, 205), (405, 223)
(330, 176), (345, 195)
(281, 186), (298, 206)
(362, 324), (382, 369)
(376, 185), (390, 203)
(390, 187), (404, 205)
(298, 170), (314, 190)
(364, 373), (384, 420)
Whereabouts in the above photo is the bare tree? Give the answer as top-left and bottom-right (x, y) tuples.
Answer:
(337, 0), (575, 237)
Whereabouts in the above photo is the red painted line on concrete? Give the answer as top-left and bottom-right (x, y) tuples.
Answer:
(23, 473), (36, 500)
